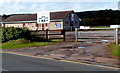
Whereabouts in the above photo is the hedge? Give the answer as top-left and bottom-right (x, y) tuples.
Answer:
(1, 27), (30, 43)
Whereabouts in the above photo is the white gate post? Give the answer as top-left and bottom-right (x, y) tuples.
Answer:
(115, 28), (118, 45)
(75, 28), (78, 42)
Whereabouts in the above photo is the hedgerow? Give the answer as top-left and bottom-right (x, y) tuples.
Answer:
(1, 27), (30, 43)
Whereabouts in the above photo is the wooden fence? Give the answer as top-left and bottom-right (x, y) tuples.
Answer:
(31, 29), (66, 41)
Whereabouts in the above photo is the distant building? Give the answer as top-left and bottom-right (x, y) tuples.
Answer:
(2, 10), (81, 30)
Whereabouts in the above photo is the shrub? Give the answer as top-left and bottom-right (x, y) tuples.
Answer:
(1, 27), (31, 43)
(1, 27), (48, 43)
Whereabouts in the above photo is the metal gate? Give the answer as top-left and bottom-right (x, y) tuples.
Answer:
(75, 28), (120, 44)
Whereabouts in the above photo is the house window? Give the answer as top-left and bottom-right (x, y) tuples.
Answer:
(56, 23), (61, 28)
(75, 22), (78, 24)
(66, 21), (69, 24)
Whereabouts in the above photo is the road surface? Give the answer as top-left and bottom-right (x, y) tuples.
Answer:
(1, 53), (119, 71)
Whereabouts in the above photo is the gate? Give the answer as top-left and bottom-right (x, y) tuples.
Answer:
(75, 28), (120, 44)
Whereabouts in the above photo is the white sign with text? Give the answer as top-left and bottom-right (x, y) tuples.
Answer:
(37, 11), (50, 24)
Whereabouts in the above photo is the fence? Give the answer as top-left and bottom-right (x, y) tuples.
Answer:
(75, 28), (120, 44)
(31, 29), (66, 41)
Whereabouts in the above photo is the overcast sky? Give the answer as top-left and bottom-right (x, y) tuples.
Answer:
(0, 0), (120, 15)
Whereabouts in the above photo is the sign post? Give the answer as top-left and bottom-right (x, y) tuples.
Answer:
(37, 11), (50, 40)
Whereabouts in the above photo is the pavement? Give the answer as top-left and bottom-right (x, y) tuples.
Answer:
(1, 53), (119, 71)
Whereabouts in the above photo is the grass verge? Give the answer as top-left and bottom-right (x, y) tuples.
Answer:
(1, 39), (51, 49)
(91, 26), (109, 28)
(108, 42), (120, 59)
(50, 39), (64, 42)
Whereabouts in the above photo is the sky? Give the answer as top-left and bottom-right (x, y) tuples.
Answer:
(0, 0), (120, 15)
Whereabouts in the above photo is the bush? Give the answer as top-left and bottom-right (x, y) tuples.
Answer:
(1, 27), (49, 43)
(1, 27), (31, 43)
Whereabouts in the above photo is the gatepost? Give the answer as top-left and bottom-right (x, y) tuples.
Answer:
(110, 25), (120, 45)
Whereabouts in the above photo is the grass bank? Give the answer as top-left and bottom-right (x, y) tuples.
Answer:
(1, 39), (61, 49)
(108, 42), (120, 59)
(1, 38), (64, 49)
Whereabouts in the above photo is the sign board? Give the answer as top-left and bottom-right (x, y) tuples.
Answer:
(37, 11), (50, 24)
(110, 25), (120, 28)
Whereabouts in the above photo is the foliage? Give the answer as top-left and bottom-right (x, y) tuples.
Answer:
(1, 27), (30, 43)
(1, 27), (57, 43)
(76, 10), (120, 26)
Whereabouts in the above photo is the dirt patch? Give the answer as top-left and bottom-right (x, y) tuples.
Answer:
(3, 41), (119, 68)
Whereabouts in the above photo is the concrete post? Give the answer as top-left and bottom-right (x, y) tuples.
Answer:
(75, 28), (78, 42)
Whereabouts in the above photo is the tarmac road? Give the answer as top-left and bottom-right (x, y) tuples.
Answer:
(1, 53), (119, 71)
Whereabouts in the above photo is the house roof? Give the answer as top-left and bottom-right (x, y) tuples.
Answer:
(3, 10), (73, 22)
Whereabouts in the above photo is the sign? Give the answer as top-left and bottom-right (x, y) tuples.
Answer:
(37, 11), (50, 24)
(110, 25), (120, 28)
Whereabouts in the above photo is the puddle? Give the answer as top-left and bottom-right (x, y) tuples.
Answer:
(101, 42), (108, 44)
(78, 47), (86, 49)
(83, 41), (93, 43)
(61, 46), (86, 49)
(100, 40), (110, 44)
(101, 40), (110, 42)
(61, 46), (73, 49)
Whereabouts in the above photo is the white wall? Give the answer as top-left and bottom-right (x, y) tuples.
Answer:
(4, 23), (23, 28)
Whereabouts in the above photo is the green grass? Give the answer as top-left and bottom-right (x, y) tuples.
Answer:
(108, 42), (120, 59)
(91, 26), (110, 28)
(1, 39), (51, 49)
(50, 39), (64, 42)
(1, 38), (64, 49)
